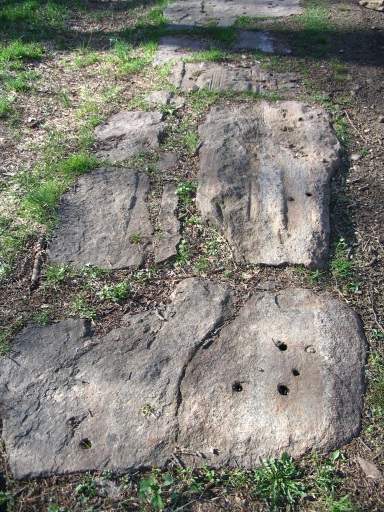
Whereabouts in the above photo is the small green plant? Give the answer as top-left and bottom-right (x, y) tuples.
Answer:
(0, 96), (12, 118)
(367, 351), (384, 420)
(253, 452), (306, 510)
(71, 296), (96, 320)
(130, 232), (142, 244)
(97, 281), (131, 303)
(44, 264), (73, 287)
(182, 129), (199, 154)
(195, 256), (210, 273)
(75, 474), (97, 501)
(326, 495), (356, 512)
(175, 239), (190, 266)
(139, 469), (173, 511)
(21, 179), (65, 224)
(333, 116), (350, 146)
(308, 269), (325, 284)
(176, 181), (197, 206)
(330, 238), (353, 280)
(313, 450), (342, 495)
(59, 152), (98, 177)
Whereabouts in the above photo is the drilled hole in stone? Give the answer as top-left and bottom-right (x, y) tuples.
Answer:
(305, 192), (313, 197)
(232, 381), (243, 392)
(79, 438), (92, 449)
(276, 341), (287, 351)
(277, 384), (289, 396)
(292, 368), (300, 376)
(288, 197), (294, 202)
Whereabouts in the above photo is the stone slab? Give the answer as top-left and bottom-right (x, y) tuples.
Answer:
(154, 35), (208, 65)
(48, 168), (153, 269)
(359, 0), (383, 11)
(0, 283), (365, 478)
(94, 111), (164, 162)
(196, 102), (341, 267)
(155, 183), (181, 263)
(171, 61), (298, 92)
(165, 0), (302, 27)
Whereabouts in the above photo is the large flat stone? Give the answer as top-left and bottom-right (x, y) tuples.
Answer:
(165, 0), (302, 27)
(94, 111), (164, 162)
(171, 61), (298, 92)
(177, 288), (366, 466)
(197, 102), (341, 267)
(0, 279), (232, 478)
(0, 283), (365, 478)
(48, 168), (153, 269)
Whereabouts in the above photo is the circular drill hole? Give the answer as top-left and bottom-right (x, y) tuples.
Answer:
(277, 384), (289, 396)
(79, 438), (92, 449)
(276, 341), (287, 351)
(305, 192), (313, 197)
(232, 381), (243, 392)
(292, 368), (300, 376)
(288, 196), (295, 202)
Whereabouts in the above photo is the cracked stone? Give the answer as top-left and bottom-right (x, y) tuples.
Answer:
(359, 0), (384, 11)
(0, 279), (232, 478)
(177, 287), (366, 466)
(48, 168), (153, 269)
(197, 102), (341, 267)
(94, 111), (164, 162)
(155, 183), (181, 263)
(165, 0), (302, 27)
(144, 90), (173, 106)
(0, 282), (365, 478)
(170, 61), (298, 92)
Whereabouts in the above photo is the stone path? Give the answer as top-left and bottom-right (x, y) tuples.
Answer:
(0, 279), (365, 478)
(0, 0), (368, 480)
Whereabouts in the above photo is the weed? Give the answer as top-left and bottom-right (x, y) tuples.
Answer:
(44, 264), (73, 287)
(0, 329), (11, 355)
(189, 88), (220, 113)
(130, 233), (143, 244)
(325, 495), (357, 512)
(182, 129), (199, 154)
(176, 181), (197, 206)
(308, 269), (325, 284)
(97, 281), (131, 303)
(33, 310), (52, 326)
(139, 469), (173, 511)
(0, 40), (43, 63)
(21, 179), (66, 224)
(141, 403), (156, 417)
(74, 50), (101, 69)
(372, 329), (384, 341)
(0, 96), (12, 118)
(186, 48), (227, 62)
(75, 475), (97, 501)
(253, 452), (306, 510)
(330, 238), (353, 280)
(71, 296), (96, 320)
(57, 89), (71, 108)
(313, 450), (342, 495)
(333, 115), (350, 147)
(195, 256), (210, 272)
(175, 239), (190, 266)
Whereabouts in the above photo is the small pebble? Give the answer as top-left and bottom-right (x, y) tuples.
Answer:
(351, 153), (362, 162)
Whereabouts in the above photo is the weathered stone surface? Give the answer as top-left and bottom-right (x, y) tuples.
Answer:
(0, 279), (232, 478)
(154, 35), (208, 65)
(171, 61), (298, 92)
(359, 0), (383, 11)
(144, 90), (172, 106)
(155, 183), (181, 263)
(0, 283), (366, 477)
(48, 168), (153, 269)
(177, 288), (366, 466)
(94, 111), (164, 162)
(197, 102), (341, 267)
(357, 457), (383, 480)
(165, 0), (302, 27)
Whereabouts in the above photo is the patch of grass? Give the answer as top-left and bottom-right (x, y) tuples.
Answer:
(59, 152), (99, 177)
(129, 233), (143, 244)
(21, 179), (66, 225)
(97, 281), (131, 303)
(189, 88), (220, 112)
(194, 26), (237, 46)
(186, 48), (227, 62)
(333, 115), (350, 147)
(111, 40), (157, 76)
(367, 352), (384, 421)
(182, 128), (199, 154)
(74, 50), (101, 69)
(0, 96), (12, 118)
(295, 0), (331, 56)
(32, 310), (52, 325)
(252, 452), (306, 510)
(139, 469), (173, 511)
(330, 238), (353, 280)
(325, 495), (357, 512)
(0, 329), (11, 355)
(330, 59), (349, 82)
(0, 40), (44, 63)
(71, 295), (96, 320)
